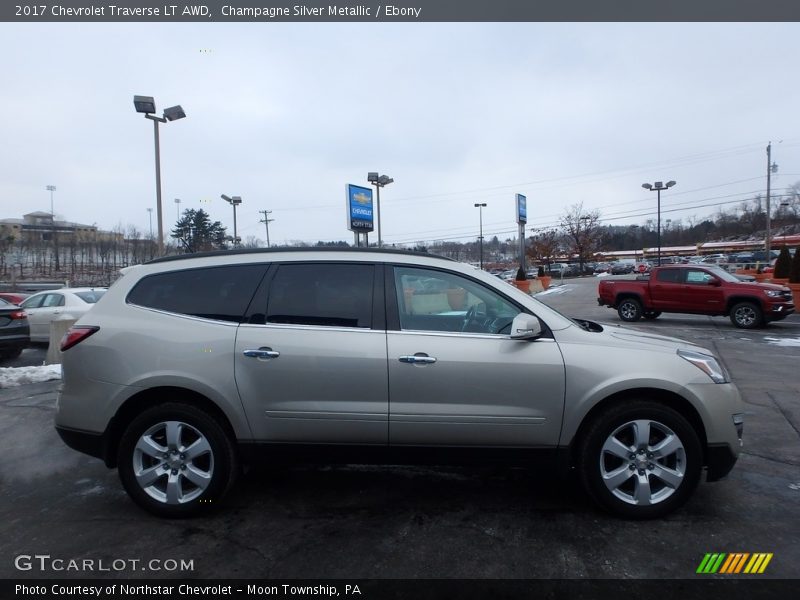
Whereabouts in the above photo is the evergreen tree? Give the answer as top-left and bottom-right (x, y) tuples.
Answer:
(773, 246), (792, 279)
(171, 209), (228, 253)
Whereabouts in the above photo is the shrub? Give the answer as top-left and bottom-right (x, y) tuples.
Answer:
(790, 248), (800, 284)
(537, 266), (545, 277)
(515, 267), (527, 281)
(773, 247), (792, 279)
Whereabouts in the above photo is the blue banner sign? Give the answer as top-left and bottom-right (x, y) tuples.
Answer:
(346, 184), (374, 232)
(516, 193), (527, 225)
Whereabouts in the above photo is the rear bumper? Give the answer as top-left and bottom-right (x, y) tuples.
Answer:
(0, 333), (29, 351)
(55, 425), (109, 464)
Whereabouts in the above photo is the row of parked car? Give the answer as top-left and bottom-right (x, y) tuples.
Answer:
(0, 288), (106, 361)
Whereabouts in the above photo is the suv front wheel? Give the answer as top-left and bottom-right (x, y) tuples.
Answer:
(578, 401), (702, 519)
(118, 403), (238, 518)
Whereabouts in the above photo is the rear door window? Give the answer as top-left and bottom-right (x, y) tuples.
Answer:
(127, 265), (267, 323)
(655, 270), (683, 283)
(266, 263), (374, 328)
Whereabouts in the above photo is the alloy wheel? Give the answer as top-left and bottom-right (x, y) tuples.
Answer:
(599, 419), (686, 506)
(132, 420), (214, 505)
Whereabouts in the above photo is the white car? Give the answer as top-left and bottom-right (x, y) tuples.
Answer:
(20, 287), (106, 342)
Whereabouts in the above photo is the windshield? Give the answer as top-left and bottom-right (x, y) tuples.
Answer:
(705, 266), (741, 283)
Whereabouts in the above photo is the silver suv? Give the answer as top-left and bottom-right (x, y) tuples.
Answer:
(55, 249), (744, 518)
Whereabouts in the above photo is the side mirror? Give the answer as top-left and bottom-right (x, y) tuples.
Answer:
(510, 314), (542, 340)
(709, 278), (721, 287)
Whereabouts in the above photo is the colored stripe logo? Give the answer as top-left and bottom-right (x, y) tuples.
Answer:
(696, 553), (773, 574)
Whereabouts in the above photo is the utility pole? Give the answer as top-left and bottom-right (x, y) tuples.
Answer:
(765, 142), (778, 259)
(259, 209), (275, 248)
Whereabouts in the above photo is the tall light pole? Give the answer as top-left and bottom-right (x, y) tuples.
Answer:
(259, 209), (274, 248)
(175, 198), (182, 220)
(221, 194), (242, 246)
(641, 180), (676, 266)
(133, 95), (186, 256)
(578, 214), (591, 274)
(46, 185), (59, 271)
(146, 207), (153, 238)
(474, 202), (487, 269)
(46, 185), (56, 216)
(367, 172), (393, 247)
(765, 142), (779, 260)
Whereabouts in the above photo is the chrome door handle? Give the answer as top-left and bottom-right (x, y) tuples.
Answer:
(243, 348), (280, 359)
(399, 355), (437, 364)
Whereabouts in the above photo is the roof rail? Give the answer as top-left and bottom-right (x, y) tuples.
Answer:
(146, 246), (452, 265)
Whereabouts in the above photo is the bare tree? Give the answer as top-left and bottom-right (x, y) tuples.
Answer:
(560, 203), (601, 273)
(527, 229), (560, 269)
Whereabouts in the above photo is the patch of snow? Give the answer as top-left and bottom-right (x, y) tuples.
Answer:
(763, 337), (800, 348)
(536, 285), (571, 296)
(0, 364), (62, 389)
(595, 272), (610, 277)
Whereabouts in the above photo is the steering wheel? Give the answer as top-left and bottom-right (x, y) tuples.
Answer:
(460, 305), (478, 332)
(460, 304), (490, 333)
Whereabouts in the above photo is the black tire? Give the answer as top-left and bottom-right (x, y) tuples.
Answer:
(617, 298), (643, 322)
(118, 402), (238, 518)
(577, 400), (702, 519)
(642, 311), (662, 320)
(729, 301), (764, 329)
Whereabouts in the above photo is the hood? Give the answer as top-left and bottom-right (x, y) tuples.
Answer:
(733, 281), (790, 292)
(566, 320), (711, 355)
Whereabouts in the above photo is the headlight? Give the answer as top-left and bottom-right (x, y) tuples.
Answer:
(764, 289), (784, 298)
(677, 349), (730, 384)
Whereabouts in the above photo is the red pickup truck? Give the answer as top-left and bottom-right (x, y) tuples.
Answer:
(597, 265), (795, 329)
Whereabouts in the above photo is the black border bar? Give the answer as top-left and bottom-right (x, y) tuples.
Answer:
(3, 1), (800, 23)
(4, 579), (798, 600)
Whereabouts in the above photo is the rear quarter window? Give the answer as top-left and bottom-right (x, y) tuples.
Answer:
(127, 264), (268, 323)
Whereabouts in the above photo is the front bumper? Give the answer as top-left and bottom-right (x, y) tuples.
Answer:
(765, 301), (794, 319)
(706, 443), (739, 482)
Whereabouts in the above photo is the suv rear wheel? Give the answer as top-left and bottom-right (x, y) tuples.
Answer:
(118, 403), (238, 518)
(578, 401), (701, 519)
(617, 298), (643, 322)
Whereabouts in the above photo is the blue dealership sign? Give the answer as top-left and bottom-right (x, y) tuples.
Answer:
(346, 184), (374, 232)
(516, 193), (527, 225)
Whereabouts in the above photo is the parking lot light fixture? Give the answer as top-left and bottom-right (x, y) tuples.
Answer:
(221, 194), (243, 246)
(367, 172), (393, 248)
(641, 180), (676, 266)
(133, 95), (187, 256)
(474, 203), (487, 269)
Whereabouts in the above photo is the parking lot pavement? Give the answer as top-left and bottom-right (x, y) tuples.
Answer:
(0, 278), (798, 580)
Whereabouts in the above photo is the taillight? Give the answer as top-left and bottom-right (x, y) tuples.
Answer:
(60, 326), (100, 351)
(9, 310), (26, 319)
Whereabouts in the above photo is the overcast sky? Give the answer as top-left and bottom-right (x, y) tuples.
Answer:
(2, 22), (800, 247)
